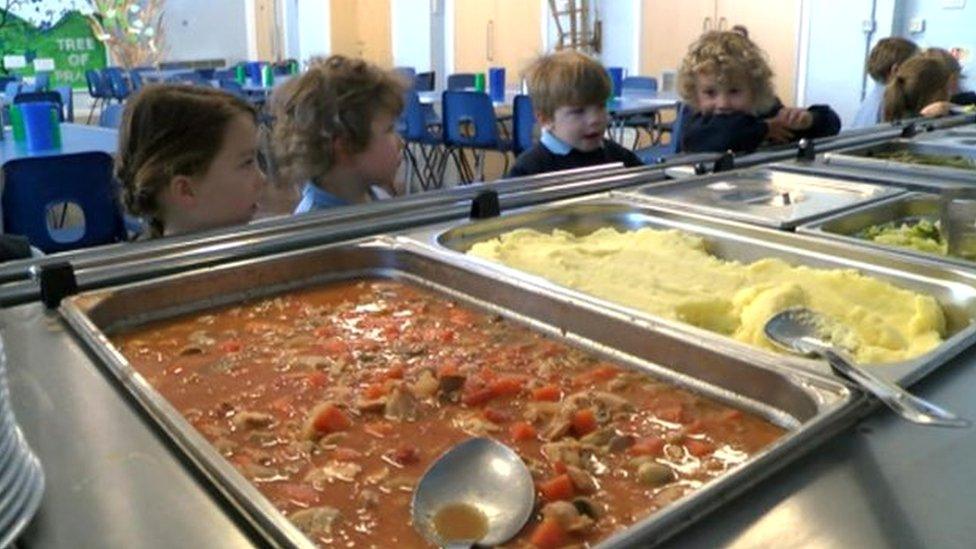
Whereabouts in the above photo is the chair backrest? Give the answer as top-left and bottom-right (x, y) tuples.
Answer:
(398, 90), (437, 141)
(670, 102), (687, 154)
(129, 69), (144, 91)
(33, 71), (51, 91)
(99, 103), (124, 128)
(2, 152), (126, 253)
(512, 94), (536, 155)
(447, 73), (476, 91)
(4, 80), (20, 100)
(442, 91), (500, 148)
(14, 91), (64, 121)
(414, 71), (435, 91)
(218, 79), (246, 99)
(55, 85), (74, 122)
(103, 67), (131, 100)
(622, 76), (658, 93)
(395, 66), (417, 83)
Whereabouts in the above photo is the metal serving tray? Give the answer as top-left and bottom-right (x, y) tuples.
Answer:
(796, 192), (976, 269)
(614, 168), (903, 229)
(824, 139), (976, 183)
(401, 195), (976, 387)
(58, 238), (860, 549)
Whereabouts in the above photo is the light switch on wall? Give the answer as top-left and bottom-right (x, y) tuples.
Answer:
(909, 18), (926, 33)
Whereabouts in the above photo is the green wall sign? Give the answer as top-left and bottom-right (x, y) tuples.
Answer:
(0, 10), (107, 89)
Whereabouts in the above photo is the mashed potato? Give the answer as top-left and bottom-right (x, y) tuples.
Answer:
(468, 227), (946, 363)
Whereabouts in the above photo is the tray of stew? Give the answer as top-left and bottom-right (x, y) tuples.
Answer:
(823, 139), (976, 182)
(60, 238), (860, 548)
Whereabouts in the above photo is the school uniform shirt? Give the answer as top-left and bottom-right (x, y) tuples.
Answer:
(680, 100), (842, 154)
(952, 91), (976, 106)
(851, 83), (886, 129)
(506, 129), (644, 178)
(293, 181), (350, 214)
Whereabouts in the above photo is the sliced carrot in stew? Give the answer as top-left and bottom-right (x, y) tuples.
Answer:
(311, 404), (351, 435)
(510, 421), (537, 441)
(531, 384), (562, 402)
(538, 474), (575, 502)
(305, 371), (328, 388)
(530, 518), (570, 549)
(571, 409), (598, 437)
(218, 339), (243, 353)
(484, 407), (512, 424)
(628, 436), (665, 456)
(321, 337), (350, 355)
(572, 365), (619, 386)
(489, 376), (526, 398)
(685, 439), (715, 457)
(363, 382), (389, 400)
(393, 444), (420, 465)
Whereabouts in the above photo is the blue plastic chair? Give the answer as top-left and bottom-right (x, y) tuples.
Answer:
(84, 69), (113, 123)
(33, 71), (51, 91)
(447, 73), (476, 91)
(512, 94), (536, 156)
(441, 90), (512, 182)
(55, 86), (74, 122)
(128, 69), (145, 91)
(622, 76), (659, 93)
(99, 104), (124, 128)
(218, 79), (247, 99)
(14, 91), (65, 121)
(4, 80), (20, 101)
(195, 68), (216, 80)
(414, 71), (435, 91)
(395, 66), (417, 83)
(398, 90), (444, 190)
(103, 67), (131, 101)
(2, 152), (127, 253)
(635, 103), (687, 164)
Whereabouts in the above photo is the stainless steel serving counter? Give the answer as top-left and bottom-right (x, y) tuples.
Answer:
(5, 295), (976, 548)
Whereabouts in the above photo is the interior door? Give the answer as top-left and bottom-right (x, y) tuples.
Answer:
(716, 0), (800, 105)
(799, 0), (879, 127)
(640, 0), (716, 81)
(254, 0), (277, 60)
(330, 0), (393, 67)
(453, 0), (493, 73)
(492, 0), (542, 80)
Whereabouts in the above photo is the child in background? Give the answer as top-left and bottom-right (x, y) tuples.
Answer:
(507, 50), (642, 178)
(677, 31), (841, 154)
(270, 55), (405, 214)
(117, 85), (265, 238)
(852, 37), (919, 128)
(922, 47), (976, 106)
(883, 55), (953, 121)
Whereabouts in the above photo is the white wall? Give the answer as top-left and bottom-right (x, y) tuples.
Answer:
(897, 0), (976, 90)
(296, 0), (331, 62)
(161, 0), (250, 64)
(392, 0), (432, 70)
(598, 0), (640, 74)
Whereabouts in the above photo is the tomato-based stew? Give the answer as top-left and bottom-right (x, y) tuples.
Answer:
(111, 279), (786, 548)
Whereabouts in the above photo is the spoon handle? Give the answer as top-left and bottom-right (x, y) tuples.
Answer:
(823, 349), (970, 428)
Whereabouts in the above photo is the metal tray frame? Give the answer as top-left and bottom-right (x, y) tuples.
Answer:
(823, 139), (976, 183)
(59, 238), (860, 549)
(399, 194), (976, 387)
(614, 167), (904, 229)
(796, 192), (976, 270)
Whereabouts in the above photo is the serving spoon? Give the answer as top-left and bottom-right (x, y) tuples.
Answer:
(765, 308), (969, 428)
(411, 437), (535, 548)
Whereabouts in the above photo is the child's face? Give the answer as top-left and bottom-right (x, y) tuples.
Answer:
(181, 114), (265, 232)
(695, 72), (755, 114)
(351, 111), (401, 191)
(545, 103), (609, 152)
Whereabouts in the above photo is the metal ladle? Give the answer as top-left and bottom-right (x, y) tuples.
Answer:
(765, 308), (969, 428)
(411, 437), (535, 548)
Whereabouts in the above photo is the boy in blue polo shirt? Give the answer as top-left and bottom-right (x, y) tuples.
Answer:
(508, 50), (642, 178)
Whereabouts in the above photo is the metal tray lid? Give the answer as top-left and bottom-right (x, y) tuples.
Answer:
(616, 168), (904, 229)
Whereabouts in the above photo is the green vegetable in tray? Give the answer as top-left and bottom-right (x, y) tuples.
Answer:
(856, 218), (948, 255)
(870, 150), (976, 171)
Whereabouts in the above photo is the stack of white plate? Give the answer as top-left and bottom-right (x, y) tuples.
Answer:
(0, 341), (44, 547)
